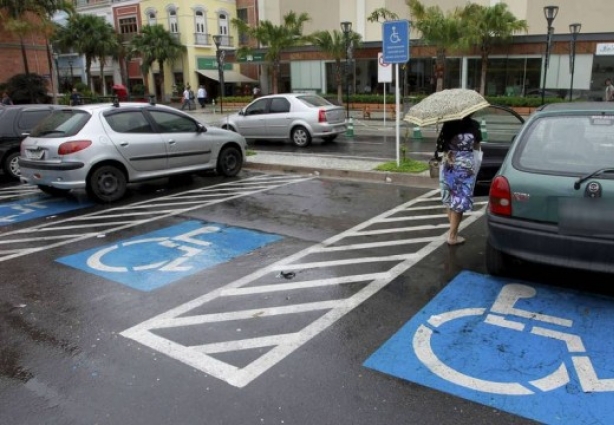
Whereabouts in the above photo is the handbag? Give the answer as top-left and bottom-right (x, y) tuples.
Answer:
(473, 147), (483, 172)
(428, 152), (441, 179)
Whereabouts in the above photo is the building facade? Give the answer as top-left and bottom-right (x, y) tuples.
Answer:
(253, 0), (614, 100)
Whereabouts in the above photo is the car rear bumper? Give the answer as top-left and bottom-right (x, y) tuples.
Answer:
(311, 123), (346, 137)
(487, 212), (614, 273)
(19, 159), (87, 189)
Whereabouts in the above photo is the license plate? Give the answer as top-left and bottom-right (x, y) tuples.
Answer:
(558, 198), (614, 237)
(26, 149), (44, 159)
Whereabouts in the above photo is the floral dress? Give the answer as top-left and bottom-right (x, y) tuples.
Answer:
(439, 131), (478, 213)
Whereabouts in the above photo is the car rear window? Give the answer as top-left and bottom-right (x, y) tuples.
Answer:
(29, 110), (90, 138)
(514, 114), (614, 175)
(296, 95), (332, 107)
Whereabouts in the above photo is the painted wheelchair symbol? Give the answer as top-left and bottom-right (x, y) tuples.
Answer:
(413, 283), (614, 395)
(389, 26), (401, 43)
(86, 226), (220, 272)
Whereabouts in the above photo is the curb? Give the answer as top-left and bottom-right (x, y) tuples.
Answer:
(244, 162), (440, 189)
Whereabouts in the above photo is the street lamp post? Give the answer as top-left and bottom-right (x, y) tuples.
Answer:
(68, 59), (74, 90)
(213, 35), (226, 114)
(341, 21), (352, 120)
(541, 5), (559, 106)
(569, 23), (581, 101)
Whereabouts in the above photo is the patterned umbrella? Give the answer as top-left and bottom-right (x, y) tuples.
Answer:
(404, 88), (490, 127)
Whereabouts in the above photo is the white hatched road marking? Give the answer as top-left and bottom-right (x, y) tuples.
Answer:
(0, 174), (312, 262)
(120, 190), (487, 388)
(0, 184), (41, 201)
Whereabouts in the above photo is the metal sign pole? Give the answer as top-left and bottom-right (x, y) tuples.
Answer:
(395, 64), (400, 167)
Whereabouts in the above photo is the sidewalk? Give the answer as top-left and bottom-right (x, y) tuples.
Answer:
(244, 151), (439, 189)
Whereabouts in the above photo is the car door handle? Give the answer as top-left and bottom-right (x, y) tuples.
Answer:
(168, 139), (176, 145)
(120, 141), (129, 146)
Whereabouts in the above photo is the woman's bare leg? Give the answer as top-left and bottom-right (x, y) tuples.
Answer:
(448, 210), (464, 244)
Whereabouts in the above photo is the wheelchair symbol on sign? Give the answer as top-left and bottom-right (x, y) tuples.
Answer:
(389, 26), (402, 44)
(86, 226), (220, 272)
(413, 283), (614, 395)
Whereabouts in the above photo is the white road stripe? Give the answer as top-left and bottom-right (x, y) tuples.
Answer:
(121, 189), (487, 388)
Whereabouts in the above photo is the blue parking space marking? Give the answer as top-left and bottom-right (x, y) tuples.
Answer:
(0, 196), (92, 226)
(364, 271), (614, 424)
(56, 220), (282, 291)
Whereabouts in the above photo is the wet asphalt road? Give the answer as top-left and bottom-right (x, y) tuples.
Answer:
(2, 166), (614, 425)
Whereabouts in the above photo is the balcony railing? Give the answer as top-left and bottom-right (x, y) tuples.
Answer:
(194, 34), (234, 47)
(73, 0), (110, 7)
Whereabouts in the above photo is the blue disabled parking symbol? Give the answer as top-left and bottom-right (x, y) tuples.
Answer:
(364, 271), (614, 424)
(0, 196), (92, 226)
(57, 220), (282, 291)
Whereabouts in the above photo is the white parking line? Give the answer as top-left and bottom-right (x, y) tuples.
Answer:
(121, 189), (487, 388)
(0, 175), (312, 262)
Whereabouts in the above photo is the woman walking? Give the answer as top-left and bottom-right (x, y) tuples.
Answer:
(436, 115), (482, 246)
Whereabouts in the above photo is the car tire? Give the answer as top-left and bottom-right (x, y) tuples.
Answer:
(216, 146), (243, 177)
(86, 165), (127, 203)
(291, 126), (312, 147)
(322, 135), (338, 143)
(3, 151), (21, 180)
(485, 240), (509, 276)
(38, 185), (71, 197)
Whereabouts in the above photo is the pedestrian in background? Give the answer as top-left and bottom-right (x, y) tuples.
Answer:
(253, 86), (261, 99)
(605, 78), (614, 102)
(197, 85), (207, 109)
(435, 114), (482, 246)
(181, 85), (193, 111)
(1, 91), (13, 105)
(70, 88), (81, 106)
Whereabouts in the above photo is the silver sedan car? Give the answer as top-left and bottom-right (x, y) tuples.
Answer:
(19, 102), (247, 203)
(220, 93), (346, 147)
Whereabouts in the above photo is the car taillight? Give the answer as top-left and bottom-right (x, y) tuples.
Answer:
(489, 176), (512, 216)
(58, 140), (92, 155)
(318, 109), (327, 123)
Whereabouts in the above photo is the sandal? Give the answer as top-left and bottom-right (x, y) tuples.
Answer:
(447, 236), (466, 246)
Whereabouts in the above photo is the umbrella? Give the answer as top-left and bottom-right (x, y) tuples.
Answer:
(404, 88), (489, 127)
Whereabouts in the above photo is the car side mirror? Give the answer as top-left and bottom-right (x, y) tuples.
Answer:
(239, 109), (245, 116)
(197, 123), (207, 133)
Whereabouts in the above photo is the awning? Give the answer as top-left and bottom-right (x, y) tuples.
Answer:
(196, 70), (257, 84)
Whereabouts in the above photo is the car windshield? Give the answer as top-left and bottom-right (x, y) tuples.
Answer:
(30, 110), (90, 138)
(297, 95), (332, 107)
(514, 114), (614, 175)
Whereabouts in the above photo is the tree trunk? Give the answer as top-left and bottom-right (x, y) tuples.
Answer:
(336, 59), (343, 104)
(19, 37), (30, 75)
(435, 49), (445, 92)
(157, 60), (165, 101)
(85, 56), (93, 92)
(272, 59), (280, 94)
(100, 62), (106, 96)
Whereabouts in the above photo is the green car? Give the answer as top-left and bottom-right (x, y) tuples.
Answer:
(486, 102), (614, 276)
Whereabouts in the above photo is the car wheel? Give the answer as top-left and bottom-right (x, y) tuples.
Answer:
(291, 126), (312, 147)
(3, 151), (21, 180)
(38, 185), (71, 197)
(485, 240), (509, 276)
(216, 146), (243, 177)
(86, 165), (127, 203)
(322, 135), (338, 143)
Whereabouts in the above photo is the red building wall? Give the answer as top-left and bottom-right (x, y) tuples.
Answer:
(0, 11), (51, 85)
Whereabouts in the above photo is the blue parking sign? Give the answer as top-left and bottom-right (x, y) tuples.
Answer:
(382, 20), (410, 64)
(365, 271), (614, 424)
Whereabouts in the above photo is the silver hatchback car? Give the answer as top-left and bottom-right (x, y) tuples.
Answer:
(220, 93), (346, 147)
(19, 102), (247, 202)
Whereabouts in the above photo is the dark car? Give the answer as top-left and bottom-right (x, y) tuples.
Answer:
(0, 104), (64, 180)
(486, 102), (614, 276)
(470, 105), (526, 193)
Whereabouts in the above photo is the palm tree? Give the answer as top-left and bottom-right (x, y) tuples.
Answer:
(459, 3), (528, 96)
(232, 11), (311, 94)
(309, 29), (362, 104)
(94, 27), (120, 96)
(128, 24), (185, 100)
(367, 7), (400, 23)
(54, 14), (118, 92)
(407, 0), (463, 92)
